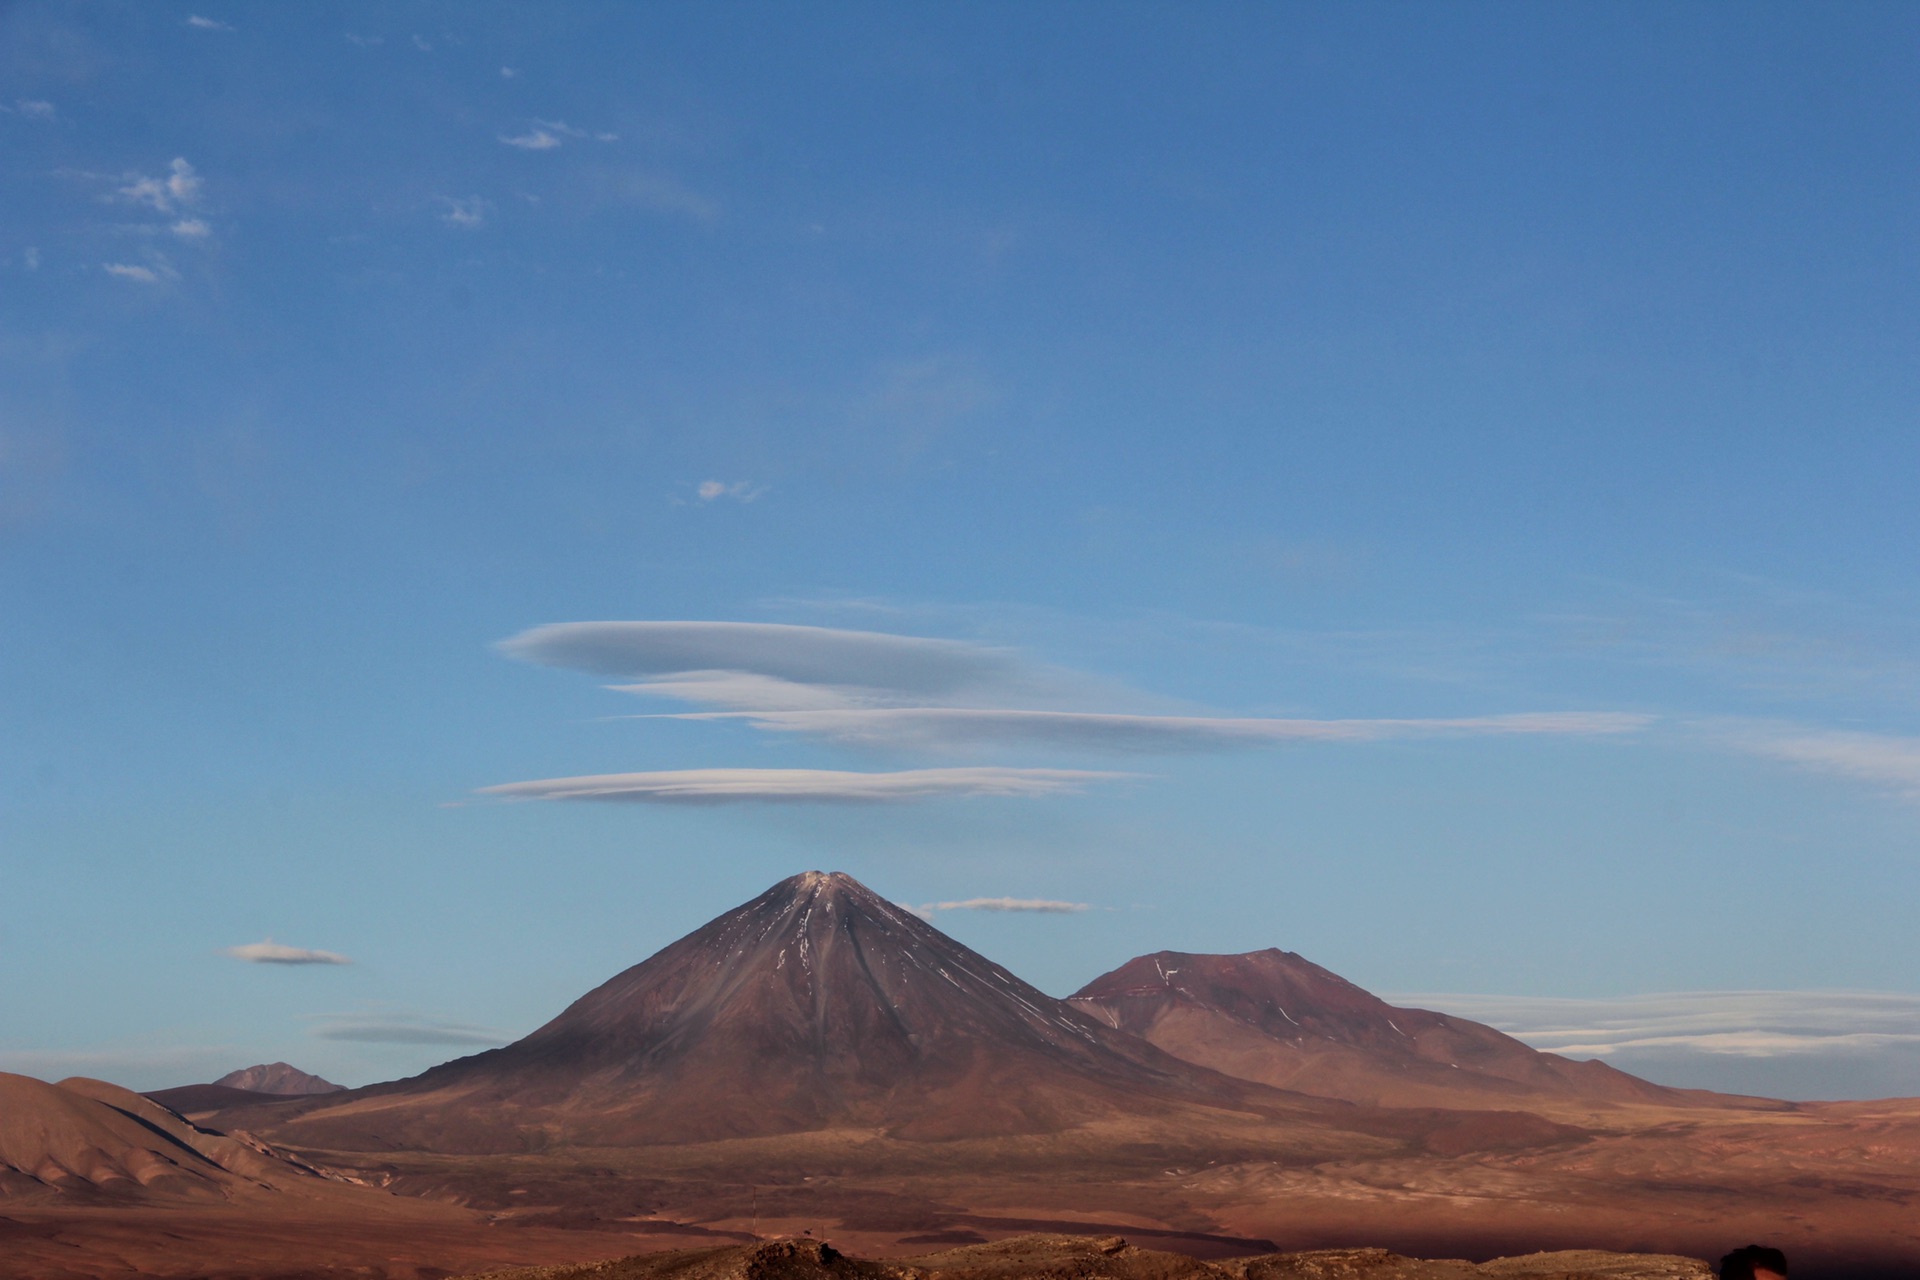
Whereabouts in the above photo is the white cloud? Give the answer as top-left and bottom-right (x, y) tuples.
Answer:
(1715, 724), (1920, 802)
(224, 938), (352, 966)
(925, 897), (1092, 913)
(440, 196), (489, 229)
(170, 218), (211, 239)
(501, 621), (1022, 702)
(506, 620), (1652, 754)
(186, 15), (235, 31)
(475, 766), (1131, 805)
(309, 1013), (504, 1046)
(500, 127), (562, 150)
(412, 34), (433, 52)
(14, 100), (56, 119)
(614, 671), (877, 712)
(697, 479), (765, 503)
(23, 247), (40, 270)
(659, 707), (1653, 753)
(118, 158), (201, 215)
(345, 33), (384, 47)
(501, 66), (519, 78)
(1399, 990), (1920, 1060)
(103, 262), (163, 283)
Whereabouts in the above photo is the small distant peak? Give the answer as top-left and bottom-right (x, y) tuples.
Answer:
(212, 1062), (343, 1095)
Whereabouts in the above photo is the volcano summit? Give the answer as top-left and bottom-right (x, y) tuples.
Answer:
(264, 871), (1305, 1151)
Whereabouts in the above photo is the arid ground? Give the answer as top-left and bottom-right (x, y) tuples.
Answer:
(7, 875), (1918, 1279)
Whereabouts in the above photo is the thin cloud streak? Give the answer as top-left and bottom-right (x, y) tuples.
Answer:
(103, 263), (164, 283)
(509, 622), (1636, 743)
(925, 897), (1092, 913)
(476, 766), (1133, 805)
(501, 621), (1021, 699)
(500, 127), (562, 150)
(309, 1014), (505, 1046)
(658, 707), (1654, 752)
(224, 939), (352, 965)
(1402, 990), (1920, 1059)
(1714, 723), (1920, 802)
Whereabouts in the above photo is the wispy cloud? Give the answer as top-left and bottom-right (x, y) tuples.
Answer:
(1401, 990), (1920, 1060)
(103, 261), (171, 284)
(440, 196), (489, 229)
(1714, 723), (1920, 803)
(503, 620), (1651, 755)
(186, 15), (235, 31)
(499, 118), (615, 150)
(224, 938), (352, 966)
(11, 99), (56, 120)
(309, 1013), (505, 1046)
(171, 218), (212, 239)
(475, 766), (1131, 805)
(499, 126), (562, 150)
(118, 158), (201, 215)
(925, 897), (1092, 913)
(696, 479), (766, 503)
(659, 707), (1652, 753)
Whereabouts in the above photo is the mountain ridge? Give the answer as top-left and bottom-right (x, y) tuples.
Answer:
(1068, 948), (1756, 1110)
(255, 872), (1333, 1152)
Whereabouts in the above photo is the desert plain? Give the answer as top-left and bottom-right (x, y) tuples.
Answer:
(6, 873), (1919, 1280)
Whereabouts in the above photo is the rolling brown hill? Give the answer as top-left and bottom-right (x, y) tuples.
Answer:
(248, 872), (1345, 1153)
(0, 1072), (350, 1203)
(1067, 950), (1733, 1111)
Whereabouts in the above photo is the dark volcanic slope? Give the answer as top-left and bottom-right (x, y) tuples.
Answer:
(145, 1082), (304, 1115)
(1069, 950), (1713, 1109)
(269, 873), (1313, 1151)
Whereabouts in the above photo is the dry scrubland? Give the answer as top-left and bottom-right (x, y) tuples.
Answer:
(6, 874), (1920, 1278)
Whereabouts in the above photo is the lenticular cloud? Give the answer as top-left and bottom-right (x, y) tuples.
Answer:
(224, 939), (352, 966)
(499, 621), (1018, 700)
(497, 618), (1653, 755)
(476, 766), (1130, 805)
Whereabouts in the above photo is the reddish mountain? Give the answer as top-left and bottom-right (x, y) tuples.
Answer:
(263, 872), (1324, 1152)
(214, 1062), (343, 1095)
(1069, 950), (1709, 1109)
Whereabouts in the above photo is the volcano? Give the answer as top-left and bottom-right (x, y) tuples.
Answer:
(1069, 949), (1708, 1110)
(266, 872), (1312, 1152)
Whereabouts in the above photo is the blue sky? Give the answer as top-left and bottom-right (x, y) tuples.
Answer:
(4, 1), (1920, 1099)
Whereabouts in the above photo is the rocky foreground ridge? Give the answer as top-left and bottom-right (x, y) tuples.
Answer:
(470, 1234), (1710, 1280)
